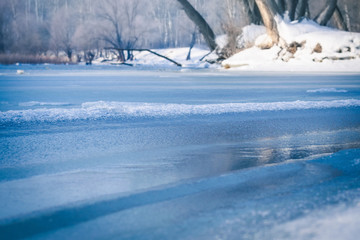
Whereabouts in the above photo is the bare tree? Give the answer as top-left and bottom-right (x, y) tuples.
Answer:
(176, 0), (217, 51)
(254, 0), (281, 46)
(186, 30), (197, 60)
(286, 0), (299, 20)
(314, 0), (337, 26)
(0, 1), (9, 53)
(332, 6), (349, 31)
(275, 0), (285, 13)
(50, 6), (77, 60)
(296, 0), (309, 19)
(97, 0), (151, 62)
(240, 0), (262, 24)
(151, 0), (178, 48)
(97, 0), (126, 61)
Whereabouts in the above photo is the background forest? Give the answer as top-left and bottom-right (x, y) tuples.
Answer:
(0, 0), (359, 63)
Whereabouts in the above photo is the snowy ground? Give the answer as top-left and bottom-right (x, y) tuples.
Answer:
(90, 45), (360, 73)
(221, 17), (360, 72)
(90, 18), (360, 73)
(221, 46), (360, 72)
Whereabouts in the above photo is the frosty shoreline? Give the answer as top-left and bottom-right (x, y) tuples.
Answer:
(86, 44), (360, 73)
(90, 18), (360, 73)
(219, 18), (360, 73)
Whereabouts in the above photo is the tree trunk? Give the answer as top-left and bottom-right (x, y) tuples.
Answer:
(286, 0), (298, 21)
(0, 15), (4, 53)
(314, 0), (337, 26)
(276, 0), (285, 13)
(66, 47), (72, 61)
(117, 49), (125, 62)
(186, 31), (197, 60)
(240, 0), (262, 24)
(255, 0), (280, 46)
(296, 0), (308, 19)
(252, 2), (263, 24)
(343, 4), (351, 31)
(85, 51), (95, 65)
(127, 49), (134, 61)
(333, 6), (348, 31)
(176, 0), (217, 51)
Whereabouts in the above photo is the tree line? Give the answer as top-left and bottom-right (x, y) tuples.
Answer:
(0, 0), (358, 63)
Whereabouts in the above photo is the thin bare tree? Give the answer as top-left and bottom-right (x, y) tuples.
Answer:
(314, 0), (337, 26)
(176, 0), (217, 51)
(296, 0), (309, 19)
(333, 6), (349, 31)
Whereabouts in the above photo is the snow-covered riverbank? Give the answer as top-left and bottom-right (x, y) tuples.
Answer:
(88, 45), (360, 72)
(221, 17), (360, 72)
(89, 18), (360, 73)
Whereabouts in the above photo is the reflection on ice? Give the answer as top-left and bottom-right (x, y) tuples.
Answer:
(1, 149), (359, 240)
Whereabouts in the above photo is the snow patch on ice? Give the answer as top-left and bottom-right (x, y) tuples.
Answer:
(353, 158), (360, 166)
(19, 101), (72, 107)
(1, 99), (360, 122)
(271, 202), (360, 240)
(306, 88), (348, 93)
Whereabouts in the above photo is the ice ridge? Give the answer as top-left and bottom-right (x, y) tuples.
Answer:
(1, 99), (360, 122)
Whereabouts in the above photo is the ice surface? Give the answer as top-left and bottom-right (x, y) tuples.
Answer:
(18, 101), (72, 107)
(1, 149), (360, 240)
(0, 66), (360, 239)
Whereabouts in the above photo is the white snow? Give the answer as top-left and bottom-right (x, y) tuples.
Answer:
(2, 99), (360, 122)
(269, 202), (360, 240)
(306, 88), (348, 93)
(222, 17), (360, 72)
(216, 35), (228, 49)
(238, 24), (267, 48)
(275, 16), (333, 44)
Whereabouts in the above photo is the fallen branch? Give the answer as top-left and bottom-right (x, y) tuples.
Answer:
(313, 56), (356, 62)
(199, 51), (213, 61)
(110, 62), (134, 66)
(105, 48), (182, 67)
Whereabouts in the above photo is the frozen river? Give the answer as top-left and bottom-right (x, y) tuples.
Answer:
(1, 65), (360, 239)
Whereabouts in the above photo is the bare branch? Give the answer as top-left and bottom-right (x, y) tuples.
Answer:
(106, 47), (182, 67)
